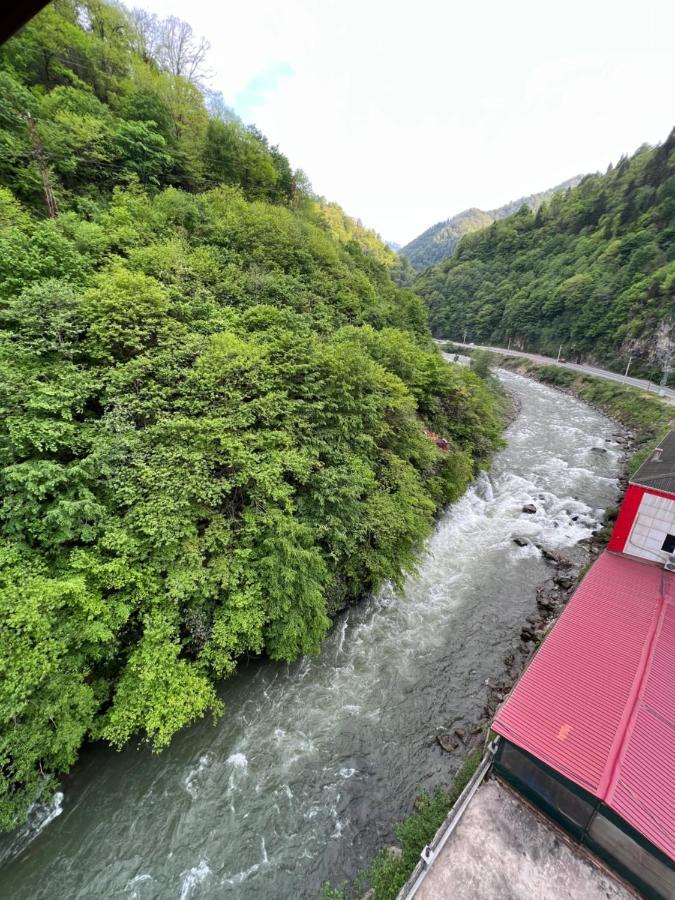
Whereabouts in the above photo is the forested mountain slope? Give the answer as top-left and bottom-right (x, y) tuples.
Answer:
(402, 176), (583, 270)
(416, 134), (675, 381)
(0, 0), (503, 828)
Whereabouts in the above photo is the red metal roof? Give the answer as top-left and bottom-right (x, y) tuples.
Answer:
(493, 551), (675, 861)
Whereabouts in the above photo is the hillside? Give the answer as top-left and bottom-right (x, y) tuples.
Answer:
(402, 176), (584, 270)
(0, 0), (504, 829)
(416, 133), (675, 381)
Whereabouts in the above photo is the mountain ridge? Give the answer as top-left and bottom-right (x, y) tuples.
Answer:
(415, 133), (674, 381)
(402, 175), (585, 270)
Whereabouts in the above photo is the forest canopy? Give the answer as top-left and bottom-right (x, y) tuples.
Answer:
(0, 0), (503, 828)
(415, 134), (675, 382)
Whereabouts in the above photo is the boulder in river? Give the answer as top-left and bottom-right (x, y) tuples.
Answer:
(513, 536), (529, 547)
(522, 504), (537, 514)
(591, 447), (607, 454)
(541, 548), (573, 567)
(554, 575), (575, 590)
(437, 733), (458, 752)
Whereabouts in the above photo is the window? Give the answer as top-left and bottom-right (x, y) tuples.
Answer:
(661, 533), (675, 553)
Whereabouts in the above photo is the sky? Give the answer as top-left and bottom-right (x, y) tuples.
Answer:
(138, 0), (673, 245)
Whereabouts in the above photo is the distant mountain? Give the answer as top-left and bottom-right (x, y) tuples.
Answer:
(402, 176), (584, 270)
(415, 133), (675, 381)
(386, 240), (402, 252)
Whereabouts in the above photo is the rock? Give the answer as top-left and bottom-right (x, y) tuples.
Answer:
(554, 576), (575, 590)
(513, 536), (529, 547)
(571, 515), (579, 521)
(437, 733), (458, 752)
(537, 595), (553, 611)
(522, 504), (537, 514)
(453, 727), (466, 742)
(362, 890), (375, 900)
(520, 626), (535, 642)
(591, 447), (607, 454)
(386, 846), (402, 861)
(468, 732), (484, 751)
(541, 548), (573, 567)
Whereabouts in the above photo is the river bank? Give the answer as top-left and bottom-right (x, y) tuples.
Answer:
(447, 354), (658, 750)
(468, 350), (674, 468)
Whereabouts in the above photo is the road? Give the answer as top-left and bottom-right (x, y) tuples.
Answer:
(439, 341), (675, 403)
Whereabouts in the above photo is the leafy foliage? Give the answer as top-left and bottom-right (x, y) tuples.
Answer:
(0, 1), (302, 208)
(0, 1), (503, 829)
(416, 135), (675, 381)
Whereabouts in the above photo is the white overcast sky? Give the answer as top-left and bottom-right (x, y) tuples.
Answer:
(137, 0), (673, 244)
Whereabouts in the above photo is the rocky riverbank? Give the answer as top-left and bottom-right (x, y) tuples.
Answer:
(437, 422), (635, 758)
(433, 353), (674, 759)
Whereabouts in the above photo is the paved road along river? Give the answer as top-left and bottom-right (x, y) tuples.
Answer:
(444, 340), (675, 403)
(0, 370), (623, 899)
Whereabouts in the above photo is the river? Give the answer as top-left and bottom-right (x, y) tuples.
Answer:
(0, 369), (623, 899)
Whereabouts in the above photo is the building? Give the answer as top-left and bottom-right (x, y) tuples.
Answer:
(492, 431), (675, 899)
(608, 430), (675, 564)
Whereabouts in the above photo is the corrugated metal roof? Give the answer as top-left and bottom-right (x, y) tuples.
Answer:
(493, 552), (675, 861)
(607, 597), (675, 861)
(631, 430), (675, 494)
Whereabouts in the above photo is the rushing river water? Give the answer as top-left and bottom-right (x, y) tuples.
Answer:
(0, 370), (623, 900)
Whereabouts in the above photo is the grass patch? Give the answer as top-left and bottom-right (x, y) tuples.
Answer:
(536, 366), (576, 387)
(322, 749), (483, 900)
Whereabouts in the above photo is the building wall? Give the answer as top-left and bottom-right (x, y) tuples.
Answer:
(609, 485), (675, 562)
(608, 485), (645, 553)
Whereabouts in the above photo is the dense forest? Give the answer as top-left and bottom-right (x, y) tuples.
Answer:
(0, 1), (503, 828)
(416, 135), (675, 381)
(401, 176), (583, 271)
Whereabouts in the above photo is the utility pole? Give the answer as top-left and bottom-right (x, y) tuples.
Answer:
(623, 356), (632, 383)
(25, 113), (58, 218)
(463, 330), (467, 344)
(556, 344), (563, 363)
(507, 336), (511, 351)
